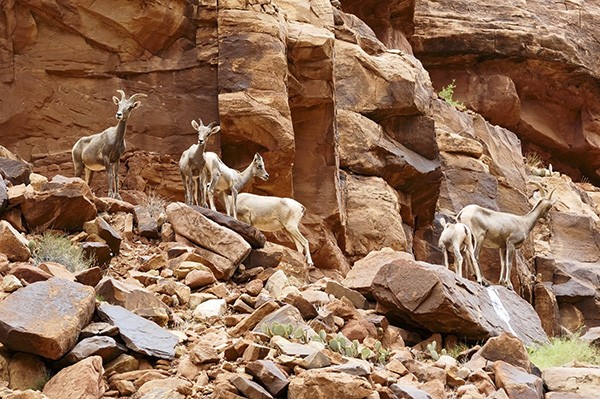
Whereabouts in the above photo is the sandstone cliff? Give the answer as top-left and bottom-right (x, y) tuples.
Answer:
(2, 0), (600, 333)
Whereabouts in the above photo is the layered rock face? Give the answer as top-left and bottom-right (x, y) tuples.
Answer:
(0, 0), (441, 272)
(410, 0), (600, 184)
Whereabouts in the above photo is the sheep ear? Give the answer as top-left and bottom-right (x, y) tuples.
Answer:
(210, 125), (221, 135)
(132, 101), (142, 109)
(113, 96), (120, 105)
(255, 153), (262, 161)
(440, 218), (446, 227)
(191, 120), (199, 130)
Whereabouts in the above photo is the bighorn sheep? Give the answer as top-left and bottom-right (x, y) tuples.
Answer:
(203, 152), (269, 219)
(438, 217), (483, 283)
(179, 119), (220, 206)
(236, 193), (314, 266)
(457, 183), (556, 290)
(72, 90), (147, 199)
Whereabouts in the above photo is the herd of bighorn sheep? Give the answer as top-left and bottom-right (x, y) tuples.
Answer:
(72, 90), (557, 276)
(72, 90), (313, 267)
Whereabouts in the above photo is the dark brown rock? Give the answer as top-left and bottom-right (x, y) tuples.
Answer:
(246, 360), (289, 397)
(57, 336), (126, 367)
(230, 374), (273, 399)
(191, 205), (266, 248)
(0, 157), (32, 186)
(81, 242), (112, 269)
(10, 264), (52, 284)
(493, 361), (543, 399)
(75, 266), (103, 287)
(134, 205), (160, 239)
(21, 176), (97, 233)
(95, 277), (168, 313)
(83, 217), (121, 255)
(477, 333), (531, 372)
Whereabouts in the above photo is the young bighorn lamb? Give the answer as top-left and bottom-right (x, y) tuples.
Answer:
(179, 119), (220, 206)
(203, 152), (269, 219)
(72, 90), (147, 199)
(438, 217), (484, 283)
(457, 184), (556, 290)
(236, 193), (314, 266)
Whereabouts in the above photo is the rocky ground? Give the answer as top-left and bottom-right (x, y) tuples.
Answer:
(0, 156), (599, 399)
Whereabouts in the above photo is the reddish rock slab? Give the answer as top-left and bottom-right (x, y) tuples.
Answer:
(191, 205), (266, 248)
(493, 361), (543, 399)
(21, 176), (97, 233)
(167, 202), (251, 265)
(43, 356), (105, 399)
(0, 278), (95, 360)
(288, 369), (373, 399)
(246, 360), (290, 397)
(0, 220), (30, 262)
(95, 277), (168, 313)
(10, 264), (52, 284)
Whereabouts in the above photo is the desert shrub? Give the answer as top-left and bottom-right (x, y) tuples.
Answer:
(140, 189), (169, 219)
(527, 335), (600, 370)
(438, 79), (465, 108)
(31, 231), (93, 273)
(524, 151), (544, 169)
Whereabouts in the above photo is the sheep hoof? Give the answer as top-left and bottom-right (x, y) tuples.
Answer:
(480, 279), (491, 287)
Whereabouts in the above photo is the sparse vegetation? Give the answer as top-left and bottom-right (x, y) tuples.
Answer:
(527, 334), (600, 370)
(438, 79), (465, 108)
(31, 231), (93, 273)
(140, 189), (169, 219)
(524, 151), (544, 169)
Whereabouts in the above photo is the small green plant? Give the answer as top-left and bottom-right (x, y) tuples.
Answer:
(374, 340), (390, 364)
(527, 334), (600, 370)
(32, 231), (93, 273)
(261, 322), (294, 339)
(438, 79), (465, 108)
(426, 341), (448, 361)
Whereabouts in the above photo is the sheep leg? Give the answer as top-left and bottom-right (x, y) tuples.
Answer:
(231, 189), (238, 219)
(503, 244), (515, 290)
(472, 235), (490, 286)
(84, 168), (94, 187)
(199, 173), (208, 208)
(285, 225), (313, 266)
(442, 248), (450, 270)
(191, 176), (200, 206)
(452, 243), (464, 278)
(114, 160), (122, 200)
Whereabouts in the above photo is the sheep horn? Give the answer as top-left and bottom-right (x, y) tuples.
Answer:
(549, 188), (556, 200)
(116, 90), (126, 101)
(129, 93), (148, 102)
(207, 121), (216, 129)
(530, 182), (546, 198)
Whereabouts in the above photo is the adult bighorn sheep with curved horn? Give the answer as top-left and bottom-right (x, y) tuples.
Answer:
(72, 90), (147, 200)
(179, 119), (220, 206)
(456, 183), (556, 289)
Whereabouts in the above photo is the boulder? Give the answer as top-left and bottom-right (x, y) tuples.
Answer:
(7, 352), (47, 391)
(21, 176), (97, 233)
(288, 369), (373, 399)
(58, 336), (126, 366)
(167, 202), (251, 265)
(0, 278), (95, 359)
(476, 333), (531, 372)
(325, 280), (368, 310)
(75, 266), (103, 287)
(0, 157), (32, 186)
(246, 360), (290, 397)
(342, 248), (414, 298)
(542, 367), (600, 398)
(38, 262), (76, 281)
(81, 242), (112, 269)
(372, 258), (548, 345)
(43, 356), (104, 399)
(133, 205), (160, 239)
(229, 374), (273, 399)
(193, 298), (227, 322)
(83, 217), (121, 255)
(95, 277), (168, 313)
(493, 361), (543, 399)
(97, 303), (178, 360)
(10, 264), (52, 284)
(0, 220), (30, 262)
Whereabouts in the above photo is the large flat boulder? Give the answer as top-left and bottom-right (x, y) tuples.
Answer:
(0, 278), (95, 359)
(372, 258), (548, 345)
(190, 205), (266, 248)
(166, 202), (251, 265)
(97, 303), (178, 360)
(95, 277), (168, 313)
(43, 356), (105, 399)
